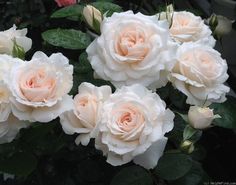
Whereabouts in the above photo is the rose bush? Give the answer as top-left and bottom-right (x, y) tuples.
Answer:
(0, 1), (235, 185)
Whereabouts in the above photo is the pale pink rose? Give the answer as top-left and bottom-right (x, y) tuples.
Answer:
(0, 82), (11, 122)
(55, 0), (77, 7)
(170, 11), (215, 47)
(60, 82), (111, 146)
(169, 43), (229, 105)
(0, 54), (23, 122)
(95, 84), (175, 169)
(87, 11), (177, 89)
(8, 51), (73, 122)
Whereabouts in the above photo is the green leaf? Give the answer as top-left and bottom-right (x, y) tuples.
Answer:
(12, 39), (25, 60)
(76, 52), (93, 74)
(51, 5), (84, 19)
(92, 2), (122, 17)
(210, 96), (236, 129)
(42, 28), (91, 50)
(155, 153), (193, 181)
(0, 151), (37, 177)
(110, 166), (153, 185)
(170, 161), (206, 185)
(183, 125), (198, 141)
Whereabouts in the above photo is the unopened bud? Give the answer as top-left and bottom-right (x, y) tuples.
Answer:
(83, 5), (102, 33)
(180, 140), (194, 154)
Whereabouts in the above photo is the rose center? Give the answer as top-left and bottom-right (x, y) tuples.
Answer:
(115, 27), (149, 61)
(19, 68), (57, 102)
(114, 104), (145, 133)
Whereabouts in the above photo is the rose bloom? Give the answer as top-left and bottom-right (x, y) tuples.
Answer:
(0, 25), (32, 55)
(169, 43), (229, 106)
(0, 82), (11, 122)
(55, 0), (77, 7)
(0, 114), (29, 144)
(170, 11), (215, 47)
(60, 82), (111, 146)
(87, 11), (177, 89)
(95, 84), (174, 169)
(0, 54), (23, 122)
(188, 106), (220, 129)
(8, 51), (73, 122)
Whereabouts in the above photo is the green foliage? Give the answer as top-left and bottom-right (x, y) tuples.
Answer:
(183, 125), (202, 143)
(210, 96), (236, 129)
(0, 151), (37, 177)
(69, 52), (114, 95)
(155, 152), (193, 181)
(12, 39), (26, 60)
(92, 2), (123, 17)
(42, 28), (91, 50)
(51, 5), (84, 20)
(170, 161), (207, 185)
(110, 166), (153, 185)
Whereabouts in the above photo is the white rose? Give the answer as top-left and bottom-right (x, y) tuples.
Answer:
(0, 25), (32, 55)
(0, 55), (23, 122)
(60, 82), (111, 146)
(87, 11), (177, 89)
(188, 106), (220, 129)
(0, 114), (29, 144)
(170, 11), (215, 47)
(8, 51), (73, 122)
(95, 84), (174, 169)
(0, 82), (11, 122)
(169, 43), (230, 106)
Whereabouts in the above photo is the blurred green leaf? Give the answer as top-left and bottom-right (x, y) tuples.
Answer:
(76, 52), (93, 74)
(210, 96), (236, 129)
(0, 151), (37, 177)
(183, 125), (202, 141)
(155, 153), (193, 181)
(12, 39), (25, 60)
(51, 5), (84, 19)
(92, 2), (122, 17)
(110, 166), (153, 185)
(170, 161), (206, 185)
(42, 28), (91, 50)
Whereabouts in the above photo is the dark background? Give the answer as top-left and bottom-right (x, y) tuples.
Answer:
(0, 0), (236, 184)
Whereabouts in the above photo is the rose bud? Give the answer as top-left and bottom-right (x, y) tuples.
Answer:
(180, 140), (194, 154)
(188, 106), (221, 129)
(83, 5), (102, 33)
(157, 4), (174, 23)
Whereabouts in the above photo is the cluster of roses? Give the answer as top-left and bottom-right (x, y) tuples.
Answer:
(0, 6), (230, 170)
